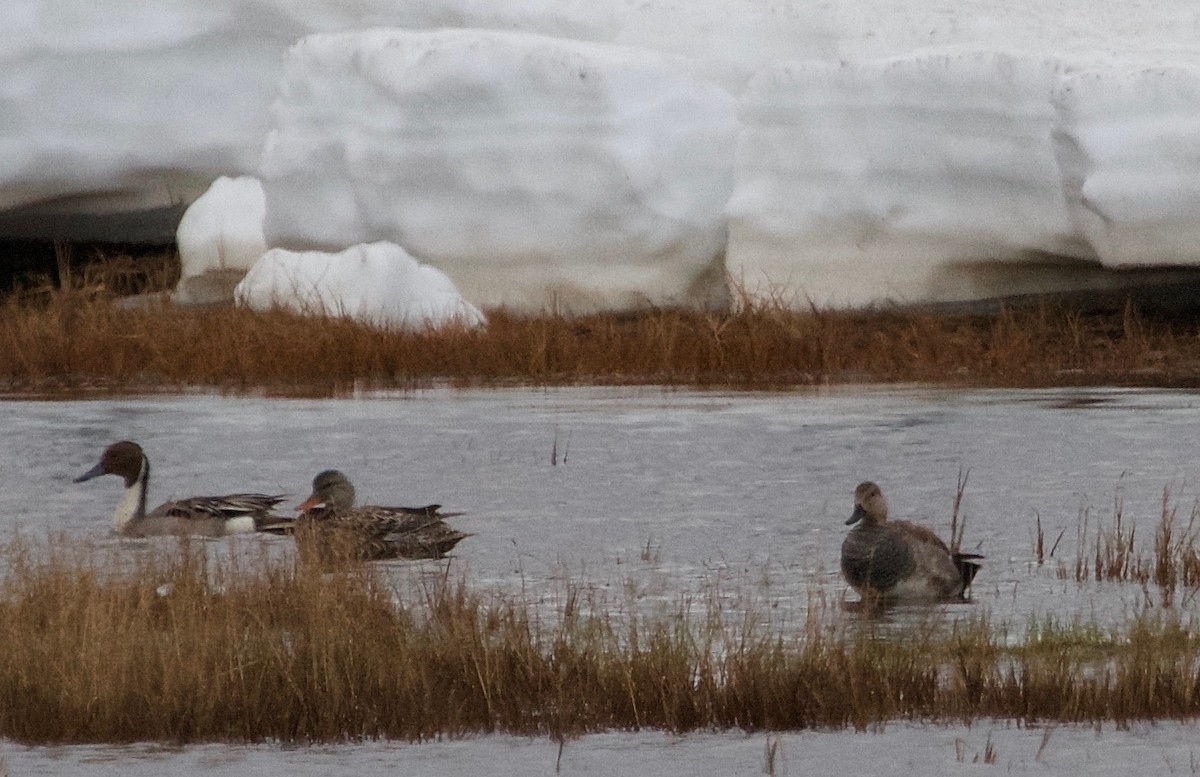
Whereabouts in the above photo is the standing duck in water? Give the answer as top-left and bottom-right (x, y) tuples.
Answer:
(841, 481), (982, 602)
(74, 440), (286, 537)
(291, 469), (470, 561)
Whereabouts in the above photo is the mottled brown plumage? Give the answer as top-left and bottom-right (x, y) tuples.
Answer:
(283, 469), (470, 561)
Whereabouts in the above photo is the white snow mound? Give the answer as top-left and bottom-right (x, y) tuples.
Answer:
(1055, 65), (1200, 267)
(9, 0), (1200, 309)
(728, 52), (1074, 307)
(234, 242), (485, 329)
(260, 29), (738, 313)
(728, 51), (1200, 308)
(174, 176), (267, 305)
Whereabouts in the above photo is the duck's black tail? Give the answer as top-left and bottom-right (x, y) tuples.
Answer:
(954, 553), (984, 590)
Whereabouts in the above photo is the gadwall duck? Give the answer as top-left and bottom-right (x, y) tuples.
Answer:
(288, 469), (470, 561)
(74, 440), (286, 537)
(840, 481), (982, 601)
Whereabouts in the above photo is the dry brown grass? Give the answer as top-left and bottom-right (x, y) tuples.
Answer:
(1036, 489), (1200, 605)
(2, 537), (1200, 744)
(4, 257), (1200, 395)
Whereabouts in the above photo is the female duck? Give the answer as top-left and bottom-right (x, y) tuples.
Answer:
(74, 440), (286, 537)
(292, 469), (470, 560)
(840, 481), (982, 601)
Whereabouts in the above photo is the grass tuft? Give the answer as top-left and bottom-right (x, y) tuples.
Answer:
(2, 537), (1200, 743)
(1050, 489), (1200, 604)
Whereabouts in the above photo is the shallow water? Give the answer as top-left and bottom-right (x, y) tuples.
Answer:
(7, 385), (1200, 770)
(16, 385), (1200, 624)
(4, 723), (1199, 776)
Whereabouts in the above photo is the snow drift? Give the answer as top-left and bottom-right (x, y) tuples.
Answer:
(234, 242), (485, 329)
(174, 177), (267, 305)
(727, 52), (1200, 307)
(9, 0), (1200, 311)
(259, 29), (737, 313)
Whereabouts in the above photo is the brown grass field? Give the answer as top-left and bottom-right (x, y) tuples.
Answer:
(0, 533), (1199, 745)
(0, 487), (1197, 744)
(2, 248), (1200, 395)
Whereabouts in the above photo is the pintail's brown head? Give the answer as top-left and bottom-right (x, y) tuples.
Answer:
(74, 441), (146, 488)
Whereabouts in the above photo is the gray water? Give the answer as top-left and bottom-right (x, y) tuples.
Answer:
(4, 723), (1199, 776)
(5, 385), (1200, 772)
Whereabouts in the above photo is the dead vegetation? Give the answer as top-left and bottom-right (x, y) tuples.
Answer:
(3, 249), (1200, 395)
(1033, 487), (1200, 607)
(0, 536), (1199, 744)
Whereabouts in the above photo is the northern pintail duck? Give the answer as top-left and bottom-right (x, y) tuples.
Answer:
(74, 440), (286, 537)
(840, 481), (982, 602)
(290, 469), (470, 561)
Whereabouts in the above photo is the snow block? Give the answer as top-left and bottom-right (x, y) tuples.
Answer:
(1055, 64), (1200, 266)
(728, 51), (1077, 308)
(174, 176), (267, 305)
(260, 29), (738, 313)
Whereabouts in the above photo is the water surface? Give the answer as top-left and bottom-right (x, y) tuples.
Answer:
(4, 723), (1197, 776)
(6, 386), (1200, 772)
(13, 386), (1200, 622)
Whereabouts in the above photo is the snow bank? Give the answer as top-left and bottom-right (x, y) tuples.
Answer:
(610, 1), (837, 92)
(728, 52), (1076, 307)
(0, 0), (614, 232)
(234, 242), (485, 329)
(261, 29), (737, 313)
(9, 0), (1200, 309)
(174, 177), (267, 305)
(0, 3), (293, 236)
(1056, 65), (1200, 267)
(728, 51), (1200, 307)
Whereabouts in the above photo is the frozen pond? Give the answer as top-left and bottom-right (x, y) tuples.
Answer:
(5, 385), (1200, 772)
